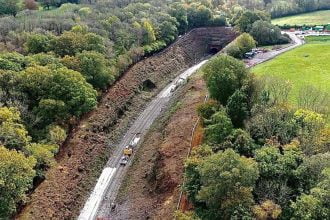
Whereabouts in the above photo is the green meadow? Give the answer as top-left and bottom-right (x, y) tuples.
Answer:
(252, 37), (330, 108)
(272, 10), (330, 26)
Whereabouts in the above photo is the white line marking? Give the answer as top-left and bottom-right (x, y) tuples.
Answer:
(78, 167), (117, 220)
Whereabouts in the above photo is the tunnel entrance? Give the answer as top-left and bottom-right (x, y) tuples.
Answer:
(209, 47), (219, 54)
(141, 79), (156, 91)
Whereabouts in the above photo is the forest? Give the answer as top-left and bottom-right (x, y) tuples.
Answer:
(0, 0), (329, 219)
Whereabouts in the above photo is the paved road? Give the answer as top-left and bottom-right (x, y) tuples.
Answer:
(78, 60), (208, 220)
(246, 32), (304, 67)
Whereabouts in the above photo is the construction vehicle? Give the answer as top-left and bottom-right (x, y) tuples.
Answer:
(123, 146), (133, 156)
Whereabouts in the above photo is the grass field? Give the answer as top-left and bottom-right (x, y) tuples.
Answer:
(252, 37), (330, 107)
(272, 10), (330, 26)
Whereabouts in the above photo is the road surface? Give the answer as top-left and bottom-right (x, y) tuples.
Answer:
(246, 32), (304, 67)
(78, 60), (208, 220)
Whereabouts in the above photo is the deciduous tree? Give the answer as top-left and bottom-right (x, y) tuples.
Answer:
(0, 146), (36, 218)
(203, 55), (248, 105)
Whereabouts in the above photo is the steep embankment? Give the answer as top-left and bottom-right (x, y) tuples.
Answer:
(18, 27), (237, 220)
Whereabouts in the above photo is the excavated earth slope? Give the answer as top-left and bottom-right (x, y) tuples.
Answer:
(18, 27), (237, 220)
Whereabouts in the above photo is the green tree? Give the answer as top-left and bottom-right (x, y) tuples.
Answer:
(254, 143), (303, 207)
(247, 106), (298, 145)
(25, 33), (54, 54)
(25, 143), (58, 177)
(33, 99), (68, 127)
(169, 3), (188, 34)
(197, 100), (221, 120)
(39, 0), (60, 10)
(223, 129), (257, 157)
(184, 144), (213, 205)
(187, 4), (212, 29)
(19, 65), (97, 127)
(226, 33), (256, 59)
(235, 10), (270, 33)
(76, 51), (114, 89)
(291, 168), (330, 220)
(0, 0), (20, 16)
(0, 107), (31, 150)
(250, 20), (290, 46)
(46, 125), (67, 145)
(142, 20), (156, 45)
(159, 21), (178, 44)
(226, 89), (249, 127)
(203, 55), (248, 105)
(0, 52), (26, 71)
(204, 110), (233, 145)
(294, 109), (327, 155)
(295, 153), (330, 192)
(197, 149), (259, 219)
(0, 146), (36, 218)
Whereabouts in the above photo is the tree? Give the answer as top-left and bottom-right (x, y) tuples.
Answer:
(0, 146), (36, 218)
(19, 65), (97, 128)
(0, 70), (25, 107)
(184, 144), (213, 205)
(291, 168), (330, 220)
(254, 144), (304, 208)
(197, 100), (221, 120)
(25, 143), (58, 177)
(47, 125), (67, 145)
(169, 3), (188, 34)
(203, 55), (248, 105)
(142, 20), (156, 45)
(250, 21), (290, 46)
(76, 51), (114, 89)
(204, 110), (233, 145)
(0, 53), (26, 71)
(295, 153), (330, 192)
(235, 10), (270, 33)
(226, 89), (249, 127)
(52, 30), (105, 57)
(226, 33), (256, 59)
(159, 21), (178, 44)
(223, 129), (258, 157)
(187, 4), (212, 29)
(0, 107), (31, 150)
(25, 33), (54, 54)
(293, 109), (327, 155)
(39, 0), (61, 10)
(247, 106), (298, 145)
(297, 85), (330, 115)
(253, 200), (282, 220)
(196, 149), (259, 219)
(0, 0), (20, 16)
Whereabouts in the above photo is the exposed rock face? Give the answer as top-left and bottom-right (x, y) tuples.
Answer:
(18, 27), (237, 220)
